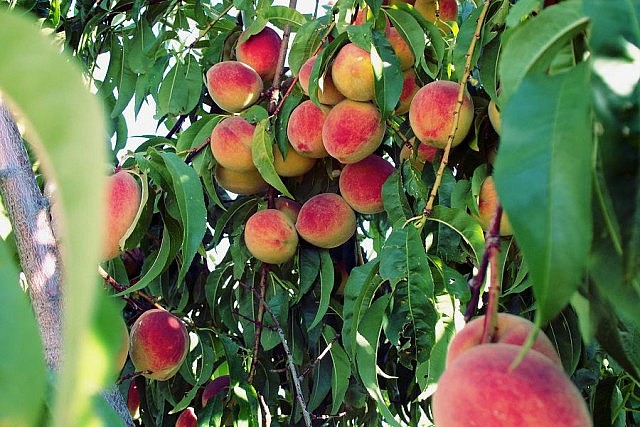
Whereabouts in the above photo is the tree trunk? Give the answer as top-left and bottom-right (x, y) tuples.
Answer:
(0, 101), (133, 426)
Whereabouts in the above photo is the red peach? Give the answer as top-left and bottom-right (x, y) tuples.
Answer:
(399, 140), (438, 170)
(103, 171), (141, 260)
(298, 55), (345, 106)
(296, 193), (357, 249)
(244, 209), (298, 264)
(273, 143), (317, 177)
(287, 100), (330, 158)
(127, 381), (140, 420)
(129, 309), (189, 381)
(210, 116), (256, 172)
(322, 99), (386, 164)
(235, 26), (282, 82)
(274, 197), (302, 223)
(202, 375), (231, 407)
(205, 61), (263, 113)
(409, 80), (474, 149)
(175, 407), (197, 427)
(339, 155), (395, 214)
(214, 165), (268, 196)
(387, 27), (414, 71)
(414, 0), (458, 23)
(476, 176), (513, 236)
(331, 43), (375, 102)
(396, 68), (421, 115)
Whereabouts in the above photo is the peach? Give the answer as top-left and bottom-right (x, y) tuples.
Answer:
(235, 26), (282, 82)
(129, 309), (189, 381)
(214, 165), (268, 196)
(244, 209), (298, 264)
(287, 100), (330, 158)
(399, 140), (438, 170)
(339, 155), (395, 214)
(175, 407), (197, 427)
(296, 193), (357, 249)
(103, 171), (141, 260)
(387, 27), (414, 70)
(127, 381), (140, 420)
(414, 0), (458, 23)
(202, 375), (231, 407)
(476, 176), (513, 236)
(273, 143), (317, 177)
(298, 55), (345, 106)
(210, 116), (256, 172)
(446, 313), (561, 367)
(205, 61), (263, 113)
(115, 317), (130, 373)
(322, 99), (386, 164)
(274, 197), (302, 223)
(396, 68), (421, 115)
(409, 80), (474, 149)
(488, 98), (501, 135)
(433, 343), (592, 427)
(331, 43), (375, 102)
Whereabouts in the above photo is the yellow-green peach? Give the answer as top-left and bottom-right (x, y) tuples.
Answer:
(298, 55), (345, 106)
(396, 68), (421, 115)
(488, 98), (501, 135)
(322, 99), (386, 164)
(433, 343), (592, 427)
(202, 375), (231, 407)
(214, 165), (268, 196)
(476, 176), (513, 236)
(273, 143), (317, 177)
(331, 43), (375, 102)
(205, 61), (263, 113)
(210, 116), (256, 172)
(296, 193), (357, 249)
(129, 309), (189, 381)
(235, 26), (282, 82)
(244, 209), (298, 264)
(387, 27), (414, 71)
(414, 0), (458, 23)
(339, 155), (395, 214)
(287, 100), (330, 158)
(116, 317), (130, 373)
(409, 80), (474, 149)
(103, 171), (141, 261)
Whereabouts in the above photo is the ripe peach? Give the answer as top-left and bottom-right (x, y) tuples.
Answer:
(331, 43), (375, 102)
(446, 313), (561, 367)
(175, 407), (197, 427)
(235, 26), (282, 82)
(296, 193), (357, 249)
(214, 165), (268, 196)
(274, 197), (302, 223)
(298, 55), (345, 106)
(322, 99), (386, 164)
(339, 155), (395, 214)
(127, 381), (140, 420)
(399, 140), (438, 170)
(414, 0), (458, 23)
(205, 61), (263, 113)
(433, 343), (592, 427)
(488, 98), (501, 135)
(387, 27), (414, 71)
(210, 116), (256, 172)
(273, 143), (317, 177)
(476, 176), (513, 236)
(287, 100), (330, 158)
(202, 375), (231, 407)
(244, 209), (299, 264)
(409, 80), (474, 149)
(103, 171), (141, 261)
(396, 68), (421, 115)
(129, 309), (189, 381)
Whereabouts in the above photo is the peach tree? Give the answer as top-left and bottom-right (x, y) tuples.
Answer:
(0, 0), (639, 426)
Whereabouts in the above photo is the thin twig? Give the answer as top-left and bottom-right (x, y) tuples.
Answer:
(184, 137), (210, 164)
(298, 334), (340, 380)
(165, 114), (188, 139)
(189, 3), (235, 49)
(480, 204), (503, 343)
(423, 0), (493, 216)
(248, 263), (270, 383)
(97, 265), (164, 310)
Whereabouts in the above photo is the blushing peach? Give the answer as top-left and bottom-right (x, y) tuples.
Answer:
(273, 143), (317, 177)
(202, 375), (231, 407)
(127, 381), (140, 420)
(235, 26), (282, 82)
(175, 407), (197, 427)
(387, 27), (414, 70)
(331, 43), (375, 102)
(399, 140), (438, 170)
(339, 155), (395, 214)
(322, 99), (386, 164)
(298, 55), (345, 106)
(488, 98), (501, 135)
(396, 68), (421, 115)
(205, 61), (263, 113)
(244, 209), (298, 264)
(433, 343), (592, 427)
(103, 171), (141, 260)
(287, 100), (330, 158)
(214, 165), (268, 196)
(414, 0), (458, 23)
(476, 176), (513, 236)
(446, 313), (561, 367)
(296, 193), (357, 249)
(274, 197), (302, 223)
(129, 309), (189, 381)
(409, 80), (474, 149)
(210, 116), (256, 172)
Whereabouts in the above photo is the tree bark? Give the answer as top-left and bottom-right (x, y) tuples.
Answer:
(0, 100), (133, 426)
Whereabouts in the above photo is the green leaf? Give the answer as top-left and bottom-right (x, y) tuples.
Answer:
(261, 5), (307, 31)
(499, 0), (589, 103)
(371, 30), (403, 118)
(383, 8), (427, 69)
(382, 170), (413, 226)
(157, 54), (202, 116)
(309, 250), (334, 330)
(505, 0), (542, 28)
(176, 114), (222, 151)
(251, 119), (293, 199)
(308, 32), (349, 106)
(171, 332), (215, 413)
(322, 325), (350, 415)
(288, 15), (331, 75)
(129, 19), (165, 74)
(427, 205), (485, 265)
(355, 294), (401, 427)
(0, 238), (46, 427)
(494, 64), (592, 324)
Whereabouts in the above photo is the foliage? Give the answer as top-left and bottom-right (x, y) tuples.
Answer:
(0, 0), (639, 425)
